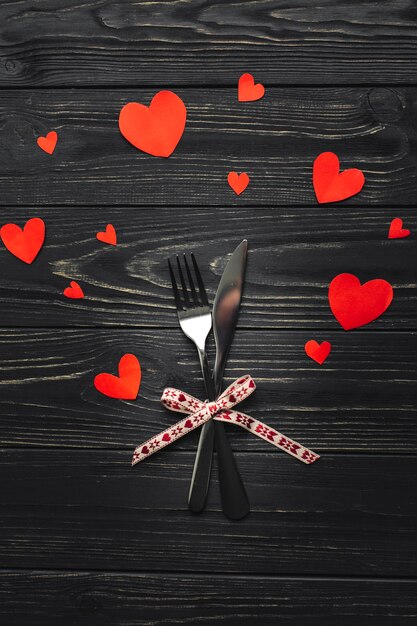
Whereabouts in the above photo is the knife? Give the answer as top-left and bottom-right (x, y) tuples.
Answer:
(188, 240), (250, 519)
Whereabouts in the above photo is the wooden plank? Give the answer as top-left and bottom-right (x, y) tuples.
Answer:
(0, 329), (415, 451)
(1, 449), (416, 576)
(1, 570), (416, 626)
(0, 88), (415, 205)
(1, 1), (417, 86)
(0, 207), (415, 328)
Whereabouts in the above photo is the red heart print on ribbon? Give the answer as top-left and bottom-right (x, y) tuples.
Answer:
(63, 281), (84, 299)
(0, 217), (45, 264)
(388, 218), (410, 239)
(96, 224), (117, 246)
(37, 131), (58, 155)
(228, 172), (250, 195)
(313, 152), (365, 203)
(328, 273), (393, 331)
(94, 354), (141, 400)
(119, 91), (187, 158)
(305, 340), (331, 365)
(238, 73), (265, 102)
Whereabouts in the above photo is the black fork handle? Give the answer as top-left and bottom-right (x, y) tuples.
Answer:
(188, 352), (250, 519)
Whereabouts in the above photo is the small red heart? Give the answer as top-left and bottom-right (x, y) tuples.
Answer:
(388, 218), (410, 239)
(248, 379), (255, 389)
(305, 340), (331, 365)
(141, 446), (149, 455)
(0, 217), (45, 264)
(238, 73), (265, 102)
(94, 354), (141, 400)
(313, 152), (365, 203)
(63, 281), (84, 299)
(228, 172), (250, 195)
(162, 433), (171, 442)
(229, 394), (236, 403)
(37, 131), (58, 155)
(119, 91), (187, 158)
(96, 224), (117, 245)
(329, 273), (393, 331)
(178, 393), (186, 402)
(184, 419), (193, 428)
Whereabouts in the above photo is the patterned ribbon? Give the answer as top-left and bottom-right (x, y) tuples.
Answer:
(132, 375), (319, 466)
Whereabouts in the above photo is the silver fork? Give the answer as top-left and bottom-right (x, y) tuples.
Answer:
(168, 254), (249, 519)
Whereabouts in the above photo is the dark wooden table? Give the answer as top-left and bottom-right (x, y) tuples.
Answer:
(0, 1), (416, 624)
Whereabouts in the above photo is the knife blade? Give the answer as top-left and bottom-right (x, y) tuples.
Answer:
(188, 240), (250, 519)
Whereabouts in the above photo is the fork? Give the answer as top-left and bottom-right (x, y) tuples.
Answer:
(168, 253), (249, 519)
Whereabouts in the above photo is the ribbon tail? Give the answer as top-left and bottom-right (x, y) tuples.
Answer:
(214, 410), (319, 464)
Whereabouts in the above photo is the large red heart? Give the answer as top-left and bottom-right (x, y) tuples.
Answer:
(329, 273), (393, 330)
(96, 224), (117, 246)
(313, 152), (365, 203)
(118, 91), (187, 158)
(63, 280), (84, 299)
(238, 73), (265, 102)
(228, 172), (250, 195)
(0, 217), (45, 264)
(37, 131), (57, 155)
(388, 218), (410, 239)
(305, 340), (331, 365)
(94, 354), (141, 400)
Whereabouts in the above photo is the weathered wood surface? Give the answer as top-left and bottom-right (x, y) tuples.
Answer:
(1, 0), (417, 86)
(0, 207), (415, 328)
(1, 449), (416, 576)
(0, 329), (415, 451)
(0, 88), (416, 205)
(1, 570), (416, 626)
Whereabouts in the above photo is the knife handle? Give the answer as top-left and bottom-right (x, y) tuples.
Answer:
(188, 351), (250, 519)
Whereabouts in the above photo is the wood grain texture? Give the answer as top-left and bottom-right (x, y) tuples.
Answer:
(0, 207), (415, 328)
(0, 87), (416, 205)
(1, 449), (416, 576)
(0, 329), (415, 451)
(1, 570), (417, 626)
(1, 0), (417, 86)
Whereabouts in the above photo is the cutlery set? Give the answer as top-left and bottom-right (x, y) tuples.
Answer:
(168, 243), (250, 519)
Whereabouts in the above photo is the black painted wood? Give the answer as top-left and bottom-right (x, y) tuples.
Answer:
(0, 207), (415, 328)
(1, 570), (416, 626)
(1, 449), (416, 576)
(0, 87), (416, 205)
(0, 1), (417, 86)
(0, 329), (415, 451)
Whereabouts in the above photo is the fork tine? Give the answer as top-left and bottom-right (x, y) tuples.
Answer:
(183, 254), (199, 305)
(191, 253), (209, 306)
(176, 255), (190, 306)
(167, 259), (183, 310)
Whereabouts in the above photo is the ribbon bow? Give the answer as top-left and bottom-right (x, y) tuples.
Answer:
(132, 375), (319, 466)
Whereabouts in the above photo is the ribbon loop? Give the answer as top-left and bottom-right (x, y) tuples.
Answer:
(132, 375), (319, 466)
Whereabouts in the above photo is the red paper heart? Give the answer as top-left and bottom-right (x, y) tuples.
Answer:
(0, 217), (45, 264)
(37, 131), (57, 155)
(238, 73), (265, 102)
(228, 172), (250, 195)
(329, 273), (393, 331)
(305, 340), (331, 365)
(388, 218), (410, 239)
(94, 354), (141, 400)
(96, 224), (117, 246)
(119, 91), (187, 158)
(63, 281), (84, 299)
(184, 419), (193, 429)
(162, 433), (171, 442)
(313, 152), (365, 203)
